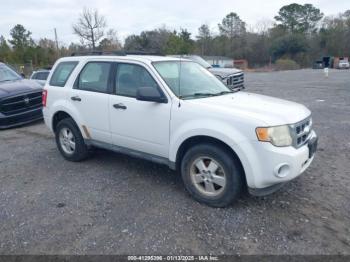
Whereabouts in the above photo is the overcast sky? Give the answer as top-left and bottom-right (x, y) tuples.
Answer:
(0, 0), (348, 45)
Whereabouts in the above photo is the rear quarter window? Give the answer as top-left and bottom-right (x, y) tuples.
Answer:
(49, 61), (78, 87)
(35, 72), (50, 80)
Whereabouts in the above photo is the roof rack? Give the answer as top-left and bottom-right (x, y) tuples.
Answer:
(71, 50), (125, 56)
(71, 50), (162, 57)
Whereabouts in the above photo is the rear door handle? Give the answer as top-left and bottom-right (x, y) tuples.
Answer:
(113, 103), (127, 110)
(71, 96), (81, 102)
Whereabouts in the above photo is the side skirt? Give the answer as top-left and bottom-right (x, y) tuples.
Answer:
(85, 139), (176, 170)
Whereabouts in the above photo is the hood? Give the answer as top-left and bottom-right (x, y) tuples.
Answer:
(188, 92), (311, 126)
(208, 67), (242, 78)
(0, 79), (42, 98)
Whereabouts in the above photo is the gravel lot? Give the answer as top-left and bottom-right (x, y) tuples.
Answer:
(0, 69), (349, 255)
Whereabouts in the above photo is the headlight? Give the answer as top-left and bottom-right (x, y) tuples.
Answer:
(256, 125), (292, 147)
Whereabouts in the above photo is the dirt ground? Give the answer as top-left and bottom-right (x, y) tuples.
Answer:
(0, 69), (349, 255)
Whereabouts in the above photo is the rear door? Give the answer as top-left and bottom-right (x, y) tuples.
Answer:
(69, 61), (113, 143)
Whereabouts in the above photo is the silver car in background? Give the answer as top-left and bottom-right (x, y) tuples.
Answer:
(30, 69), (50, 86)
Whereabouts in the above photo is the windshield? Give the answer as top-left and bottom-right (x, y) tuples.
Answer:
(190, 56), (213, 69)
(153, 61), (231, 99)
(0, 64), (22, 82)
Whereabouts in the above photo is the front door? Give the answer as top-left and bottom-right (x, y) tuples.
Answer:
(109, 62), (171, 157)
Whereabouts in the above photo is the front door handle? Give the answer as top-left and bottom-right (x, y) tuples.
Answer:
(71, 96), (81, 102)
(113, 103), (127, 110)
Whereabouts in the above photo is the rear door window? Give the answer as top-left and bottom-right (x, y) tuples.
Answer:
(77, 62), (112, 93)
(49, 62), (78, 87)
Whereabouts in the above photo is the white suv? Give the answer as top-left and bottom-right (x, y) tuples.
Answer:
(43, 54), (318, 207)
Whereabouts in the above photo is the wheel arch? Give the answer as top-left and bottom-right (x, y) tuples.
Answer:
(174, 135), (247, 185)
(52, 111), (77, 133)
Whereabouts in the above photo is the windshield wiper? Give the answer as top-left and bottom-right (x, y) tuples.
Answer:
(180, 93), (218, 99)
(214, 91), (234, 95)
(0, 79), (13, 82)
(194, 92), (220, 97)
(180, 91), (235, 99)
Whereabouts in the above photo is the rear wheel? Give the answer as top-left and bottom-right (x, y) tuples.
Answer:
(55, 118), (89, 162)
(181, 143), (243, 207)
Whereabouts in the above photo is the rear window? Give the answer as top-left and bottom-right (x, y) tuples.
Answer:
(49, 62), (78, 87)
(33, 71), (50, 80)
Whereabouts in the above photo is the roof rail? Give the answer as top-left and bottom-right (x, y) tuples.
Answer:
(70, 50), (162, 57)
(126, 50), (162, 56)
(71, 50), (126, 56)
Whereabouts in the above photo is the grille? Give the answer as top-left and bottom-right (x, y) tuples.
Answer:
(226, 73), (244, 89)
(0, 91), (42, 116)
(290, 117), (312, 148)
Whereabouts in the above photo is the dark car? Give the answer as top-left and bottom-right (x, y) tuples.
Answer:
(0, 62), (43, 129)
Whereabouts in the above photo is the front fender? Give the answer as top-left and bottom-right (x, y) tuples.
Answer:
(169, 118), (259, 187)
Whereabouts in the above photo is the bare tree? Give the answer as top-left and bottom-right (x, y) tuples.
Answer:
(99, 29), (122, 51)
(73, 8), (106, 49)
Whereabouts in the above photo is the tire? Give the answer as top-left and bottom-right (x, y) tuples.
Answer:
(55, 118), (89, 162)
(181, 143), (243, 207)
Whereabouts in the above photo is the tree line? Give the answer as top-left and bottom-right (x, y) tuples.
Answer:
(0, 3), (349, 69)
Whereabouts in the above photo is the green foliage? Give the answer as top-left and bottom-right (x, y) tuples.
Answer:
(275, 3), (323, 33)
(318, 11), (350, 56)
(124, 28), (194, 55)
(1, 6), (349, 70)
(218, 12), (246, 37)
(196, 24), (212, 55)
(165, 29), (195, 55)
(216, 13), (248, 58)
(0, 36), (11, 62)
(0, 24), (61, 67)
(274, 59), (300, 70)
(7, 24), (36, 63)
(270, 34), (308, 59)
(124, 28), (173, 54)
(9, 24), (33, 48)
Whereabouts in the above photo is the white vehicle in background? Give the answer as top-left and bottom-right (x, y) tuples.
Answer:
(43, 53), (318, 207)
(30, 69), (50, 86)
(170, 55), (244, 91)
(337, 59), (350, 69)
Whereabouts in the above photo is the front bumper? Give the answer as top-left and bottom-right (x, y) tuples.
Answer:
(244, 130), (317, 195)
(0, 108), (43, 129)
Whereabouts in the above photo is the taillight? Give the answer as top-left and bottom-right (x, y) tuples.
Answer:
(42, 90), (48, 107)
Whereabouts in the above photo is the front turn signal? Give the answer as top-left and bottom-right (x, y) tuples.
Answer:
(256, 127), (270, 142)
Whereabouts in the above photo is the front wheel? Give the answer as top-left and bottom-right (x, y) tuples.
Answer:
(181, 144), (243, 207)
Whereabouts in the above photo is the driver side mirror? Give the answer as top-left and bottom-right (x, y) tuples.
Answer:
(136, 86), (167, 103)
